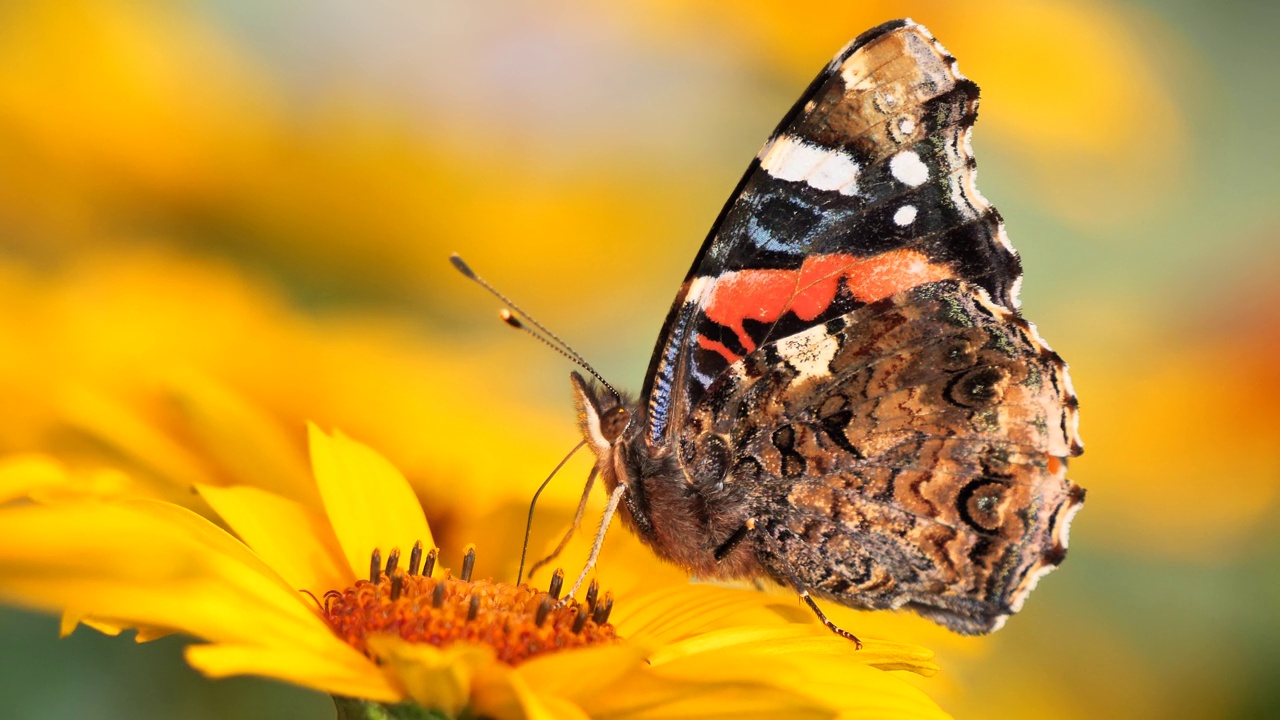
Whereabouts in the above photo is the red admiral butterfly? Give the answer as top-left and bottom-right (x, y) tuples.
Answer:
(567, 19), (1085, 639)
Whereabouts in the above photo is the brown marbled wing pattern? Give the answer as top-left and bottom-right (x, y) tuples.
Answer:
(680, 279), (1084, 634)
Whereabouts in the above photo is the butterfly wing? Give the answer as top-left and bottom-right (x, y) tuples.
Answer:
(641, 19), (1083, 633)
(641, 19), (1022, 447)
(681, 280), (1083, 633)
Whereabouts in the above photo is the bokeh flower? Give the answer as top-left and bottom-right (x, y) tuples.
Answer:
(0, 425), (948, 719)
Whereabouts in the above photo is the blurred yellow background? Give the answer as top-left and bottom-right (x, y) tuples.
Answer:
(0, 0), (1277, 718)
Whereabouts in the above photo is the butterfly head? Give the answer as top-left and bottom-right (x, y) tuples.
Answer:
(569, 371), (634, 458)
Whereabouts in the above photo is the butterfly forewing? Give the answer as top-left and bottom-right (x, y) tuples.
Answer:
(642, 20), (1025, 445)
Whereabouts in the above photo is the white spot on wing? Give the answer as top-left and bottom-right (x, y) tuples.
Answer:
(970, 284), (1013, 321)
(755, 136), (777, 161)
(760, 135), (861, 196)
(1008, 563), (1056, 613)
(685, 275), (712, 305)
(889, 150), (929, 187)
(995, 226), (1016, 255)
(776, 324), (840, 385)
(1055, 497), (1084, 551)
(827, 37), (860, 72)
(1008, 274), (1024, 308)
(893, 205), (918, 226)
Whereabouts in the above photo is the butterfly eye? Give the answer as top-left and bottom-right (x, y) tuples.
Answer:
(599, 407), (631, 443)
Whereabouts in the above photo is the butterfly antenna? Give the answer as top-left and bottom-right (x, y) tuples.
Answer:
(450, 254), (621, 401)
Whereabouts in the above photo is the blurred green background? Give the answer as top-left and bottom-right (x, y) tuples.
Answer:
(1, 1), (1277, 718)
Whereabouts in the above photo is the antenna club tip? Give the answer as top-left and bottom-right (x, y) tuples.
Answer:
(449, 254), (476, 278)
(500, 309), (524, 329)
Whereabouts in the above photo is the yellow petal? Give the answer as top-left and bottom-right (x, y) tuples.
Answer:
(0, 456), (160, 507)
(0, 454), (66, 503)
(623, 647), (948, 720)
(62, 610), (176, 642)
(308, 423), (432, 579)
(579, 668), (833, 720)
(369, 638), (595, 720)
(59, 386), (212, 491)
(646, 625), (938, 676)
(366, 636), (494, 716)
(517, 687), (590, 720)
(769, 653), (952, 720)
(471, 664), (585, 720)
(186, 642), (400, 702)
(165, 371), (319, 503)
(614, 584), (802, 645)
(197, 482), (352, 596)
(0, 501), (355, 659)
(515, 643), (652, 706)
(61, 611), (118, 638)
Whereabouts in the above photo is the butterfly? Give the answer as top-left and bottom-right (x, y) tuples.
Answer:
(567, 18), (1085, 640)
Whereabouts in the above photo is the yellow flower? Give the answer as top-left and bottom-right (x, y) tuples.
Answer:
(0, 426), (948, 719)
(0, 249), (578, 524)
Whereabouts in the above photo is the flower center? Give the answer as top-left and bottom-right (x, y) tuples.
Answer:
(322, 542), (618, 665)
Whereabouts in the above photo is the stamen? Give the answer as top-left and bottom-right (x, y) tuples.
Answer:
(369, 548), (382, 583)
(325, 546), (619, 665)
(592, 592), (613, 625)
(585, 579), (599, 612)
(408, 541), (423, 576)
(461, 545), (476, 582)
(548, 568), (564, 600)
(423, 548), (438, 577)
(300, 588), (324, 611)
(385, 547), (400, 577)
(535, 595), (553, 627)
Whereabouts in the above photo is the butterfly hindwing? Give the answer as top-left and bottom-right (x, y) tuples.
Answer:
(679, 280), (1082, 632)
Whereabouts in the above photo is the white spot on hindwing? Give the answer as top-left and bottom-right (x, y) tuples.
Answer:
(760, 134), (861, 196)
(1009, 493), (1083, 614)
(893, 205), (918, 226)
(1007, 563), (1055, 613)
(889, 150), (929, 187)
(1054, 497), (1083, 551)
(776, 324), (841, 386)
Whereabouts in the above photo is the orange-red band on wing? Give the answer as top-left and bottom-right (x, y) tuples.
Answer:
(700, 250), (953, 355)
(696, 335), (742, 365)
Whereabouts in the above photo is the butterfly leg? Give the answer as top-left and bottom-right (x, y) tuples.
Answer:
(713, 518), (756, 561)
(799, 591), (862, 649)
(563, 483), (627, 603)
(752, 523), (863, 648)
(526, 467), (598, 581)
